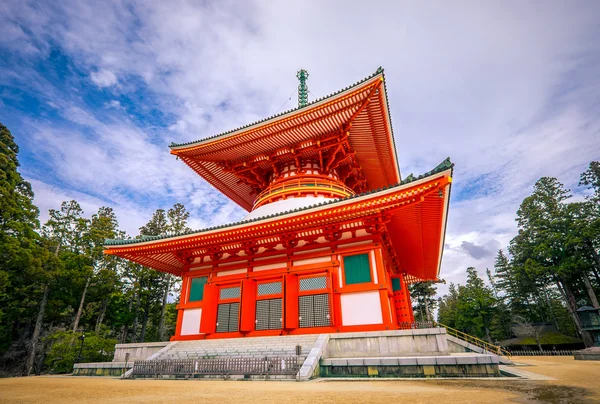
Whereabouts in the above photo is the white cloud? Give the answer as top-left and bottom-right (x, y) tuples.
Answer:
(105, 100), (123, 109)
(2, 0), (600, 298)
(90, 69), (118, 87)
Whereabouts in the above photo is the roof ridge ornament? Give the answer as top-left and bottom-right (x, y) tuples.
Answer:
(296, 69), (309, 107)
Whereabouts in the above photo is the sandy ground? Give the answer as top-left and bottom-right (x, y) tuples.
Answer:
(1, 357), (599, 404)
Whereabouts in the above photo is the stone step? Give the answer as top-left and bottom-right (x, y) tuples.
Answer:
(153, 335), (319, 363)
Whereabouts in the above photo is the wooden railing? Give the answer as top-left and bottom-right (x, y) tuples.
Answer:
(132, 357), (301, 378)
(253, 177), (354, 209)
(397, 321), (435, 330)
(435, 322), (512, 358)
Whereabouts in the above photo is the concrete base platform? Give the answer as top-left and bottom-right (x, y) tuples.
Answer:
(73, 362), (132, 376)
(574, 347), (600, 361)
(75, 328), (510, 380)
(320, 354), (501, 378)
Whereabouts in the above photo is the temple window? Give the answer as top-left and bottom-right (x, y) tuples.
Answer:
(216, 303), (239, 333)
(299, 294), (330, 327)
(392, 277), (402, 292)
(219, 286), (241, 299)
(188, 276), (208, 302)
(298, 275), (331, 328)
(215, 285), (242, 333)
(343, 253), (372, 285)
(256, 281), (283, 330)
(299, 276), (327, 291)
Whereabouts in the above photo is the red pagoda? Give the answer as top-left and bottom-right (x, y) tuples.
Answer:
(104, 68), (453, 341)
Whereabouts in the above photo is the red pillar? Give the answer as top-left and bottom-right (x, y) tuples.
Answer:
(284, 274), (299, 330)
(240, 279), (257, 333)
(199, 284), (218, 334)
(392, 274), (414, 326)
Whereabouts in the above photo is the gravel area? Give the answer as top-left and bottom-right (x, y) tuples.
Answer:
(1, 356), (599, 403)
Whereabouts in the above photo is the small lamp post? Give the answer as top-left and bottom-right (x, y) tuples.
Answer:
(577, 306), (600, 347)
(76, 333), (86, 363)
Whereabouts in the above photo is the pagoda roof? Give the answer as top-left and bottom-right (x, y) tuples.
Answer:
(170, 68), (400, 211)
(104, 158), (453, 281)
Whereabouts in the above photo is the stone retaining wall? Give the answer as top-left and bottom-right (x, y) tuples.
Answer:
(73, 362), (132, 376)
(113, 341), (170, 361)
(327, 328), (449, 358)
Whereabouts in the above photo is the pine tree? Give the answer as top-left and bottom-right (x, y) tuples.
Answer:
(409, 281), (439, 322)
(437, 283), (459, 327)
(578, 161), (600, 286)
(510, 176), (595, 345)
(0, 123), (60, 375)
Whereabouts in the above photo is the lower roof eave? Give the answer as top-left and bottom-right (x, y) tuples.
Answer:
(104, 162), (454, 281)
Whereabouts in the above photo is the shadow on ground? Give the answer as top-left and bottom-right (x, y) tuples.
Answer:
(434, 380), (592, 404)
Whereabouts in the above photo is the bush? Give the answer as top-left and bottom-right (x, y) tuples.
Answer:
(44, 331), (116, 373)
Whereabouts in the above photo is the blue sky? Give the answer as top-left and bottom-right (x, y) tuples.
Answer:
(1, 1), (599, 295)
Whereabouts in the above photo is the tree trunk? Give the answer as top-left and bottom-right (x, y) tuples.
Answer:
(95, 297), (108, 333)
(35, 333), (50, 375)
(158, 276), (170, 341)
(25, 284), (49, 376)
(592, 266), (600, 287)
(423, 295), (431, 323)
(556, 278), (594, 347)
(140, 299), (151, 342)
(131, 291), (140, 343)
(418, 300), (425, 323)
(120, 292), (135, 343)
(582, 272), (600, 309)
(72, 276), (91, 333)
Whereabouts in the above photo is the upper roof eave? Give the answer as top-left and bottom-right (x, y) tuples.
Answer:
(169, 68), (386, 152)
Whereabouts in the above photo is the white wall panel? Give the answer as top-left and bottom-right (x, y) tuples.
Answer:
(216, 268), (247, 277)
(181, 308), (202, 335)
(253, 263), (286, 272)
(340, 291), (383, 326)
(370, 251), (378, 284)
(293, 256), (331, 266)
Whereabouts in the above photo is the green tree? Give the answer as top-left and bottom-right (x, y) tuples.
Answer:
(0, 123), (40, 363)
(458, 267), (498, 342)
(509, 176), (598, 346)
(44, 330), (116, 374)
(578, 161), (600, 285)
(437, 283), (460, 328)
(410, 281), (440, 322)
(0, 123), (65, 375)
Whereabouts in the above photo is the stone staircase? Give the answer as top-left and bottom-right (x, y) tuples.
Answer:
(158, 335), (318, 361)
(125, 335), (319, 380)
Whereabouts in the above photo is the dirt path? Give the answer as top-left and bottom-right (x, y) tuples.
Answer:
(1, 357), (599, 403)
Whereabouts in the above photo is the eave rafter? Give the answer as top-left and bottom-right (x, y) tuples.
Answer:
(217, 128), (367, 194)
(121, 253), (182, 276)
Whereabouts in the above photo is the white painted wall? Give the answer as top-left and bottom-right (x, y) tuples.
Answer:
(292, 255), (331, 266)
(253, 263), (286, 271)
(340, 291), (383, 326)
(189, 265), (211, 271)
(337, 240), (373, 249)
(244, 195), (338, 220)
(180, 308), (202, 335)
(216, 268), (247, 276)
(370, 251), (378, 284)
